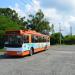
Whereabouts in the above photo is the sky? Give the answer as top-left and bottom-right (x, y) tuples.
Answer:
(0, 0), (75, 35)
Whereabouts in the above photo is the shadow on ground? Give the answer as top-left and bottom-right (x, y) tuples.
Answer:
(0, 54), (29, 59)
(0, 50), (46, 59)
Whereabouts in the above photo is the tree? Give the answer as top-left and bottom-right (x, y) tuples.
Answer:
(0, 8), (19, 22)
(27, 9), (51, 34)
(50, 32), (64, 45)
(0, 16), (22, 48)
(0, 16), (21, 31)
(64, 35), (75, 45)
(0, 8), (27, 29)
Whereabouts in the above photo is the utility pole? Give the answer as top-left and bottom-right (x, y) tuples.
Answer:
(70, 24), (72, 36)
(59, 23), (61, 45)
(51, 24), (55, 34)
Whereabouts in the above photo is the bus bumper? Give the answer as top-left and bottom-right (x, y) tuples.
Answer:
(5, 50), (30, 56)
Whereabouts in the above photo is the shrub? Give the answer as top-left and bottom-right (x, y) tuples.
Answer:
(64, 35), (75, 45)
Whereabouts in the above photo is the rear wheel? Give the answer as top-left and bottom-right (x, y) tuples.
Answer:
(29, 47), (34, 56)
(29, 49), (33, 56)
(44, 45), (47, 51)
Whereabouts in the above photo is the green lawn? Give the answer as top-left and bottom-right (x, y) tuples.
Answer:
(0, 48), (5, 52)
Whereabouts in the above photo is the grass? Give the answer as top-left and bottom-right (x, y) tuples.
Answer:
(0, 48), (5, 52)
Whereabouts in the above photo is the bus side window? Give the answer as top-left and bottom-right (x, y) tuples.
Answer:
(38, 36), (43, 42)
(43, 37), (46, 42)
(23, 35), (29, 43)
(34, 36), (39, 43)
(32, 35), (34, 43)
(46, 37), (50, 42)
(32, 35), (38, 43)
(48, 37), (50, 42)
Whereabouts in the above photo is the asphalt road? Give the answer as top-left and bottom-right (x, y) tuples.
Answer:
(0, 45), (75, 75)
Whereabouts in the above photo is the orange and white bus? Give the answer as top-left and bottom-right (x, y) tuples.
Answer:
(4, 30), (50, 56)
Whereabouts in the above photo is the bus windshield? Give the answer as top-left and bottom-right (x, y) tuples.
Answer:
(5, 35), (23, 47)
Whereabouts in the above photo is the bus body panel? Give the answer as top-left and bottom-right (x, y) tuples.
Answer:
(5, 30), (50, 56)
(22, 42), (50, 51)
(5, 42), (50, 56)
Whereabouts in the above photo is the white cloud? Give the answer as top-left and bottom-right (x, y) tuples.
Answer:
(43, 8), (62, 23)
(25, 0), (41, 13)
(62, 0), (75, 8)
(9, 3), (26, 17)
(10, 0), (41, 18)
(41, 0), (75, 10)
(9, 0), (75, 35)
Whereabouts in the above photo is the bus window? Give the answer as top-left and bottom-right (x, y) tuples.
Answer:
(23, 35), (29, 43)
(38, 36), (43, 42)
(32, 35), (38, 43)
(43, 37), (46, 42)
(48, 37), (50, 42)
(4, 35), (23, 47)
(46, 37), (50, 42)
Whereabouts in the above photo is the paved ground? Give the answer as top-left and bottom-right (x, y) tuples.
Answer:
(0, 45), (75, 75)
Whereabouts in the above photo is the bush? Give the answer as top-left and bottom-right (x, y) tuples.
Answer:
(50, 33), (64, 45)
(64, 35), (75, 45)
(0, 35), (5, 48)
(50, 36), (57, 45)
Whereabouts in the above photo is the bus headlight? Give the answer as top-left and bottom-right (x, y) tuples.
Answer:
(17, 51), (22, 54)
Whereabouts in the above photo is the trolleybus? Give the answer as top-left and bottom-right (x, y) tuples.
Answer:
(4, 30), (50, 56)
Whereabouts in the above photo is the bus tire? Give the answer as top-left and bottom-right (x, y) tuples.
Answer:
(29, 49), (33, 56)
(44, 45), (47, 51)
(29, 47), (34, 56)
(31, 47), (34, 54)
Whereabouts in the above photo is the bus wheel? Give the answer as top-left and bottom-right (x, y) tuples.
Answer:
(44, 46), (47, 51)
(29, 48), (34, 56)
(29, 49), (33, 56)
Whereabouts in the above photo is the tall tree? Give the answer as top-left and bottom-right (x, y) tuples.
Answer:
(0, 16), (22, 35)
(0, 16), (22, 48)
(27, 9), (51, 34)
(51, 32), (64, 44)
(0, 8), (27, 29)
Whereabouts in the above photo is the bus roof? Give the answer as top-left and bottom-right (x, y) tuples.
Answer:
(5, 30), (49, 37)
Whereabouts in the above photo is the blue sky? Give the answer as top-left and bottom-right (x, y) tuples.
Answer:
(0, 0), (75, 35)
